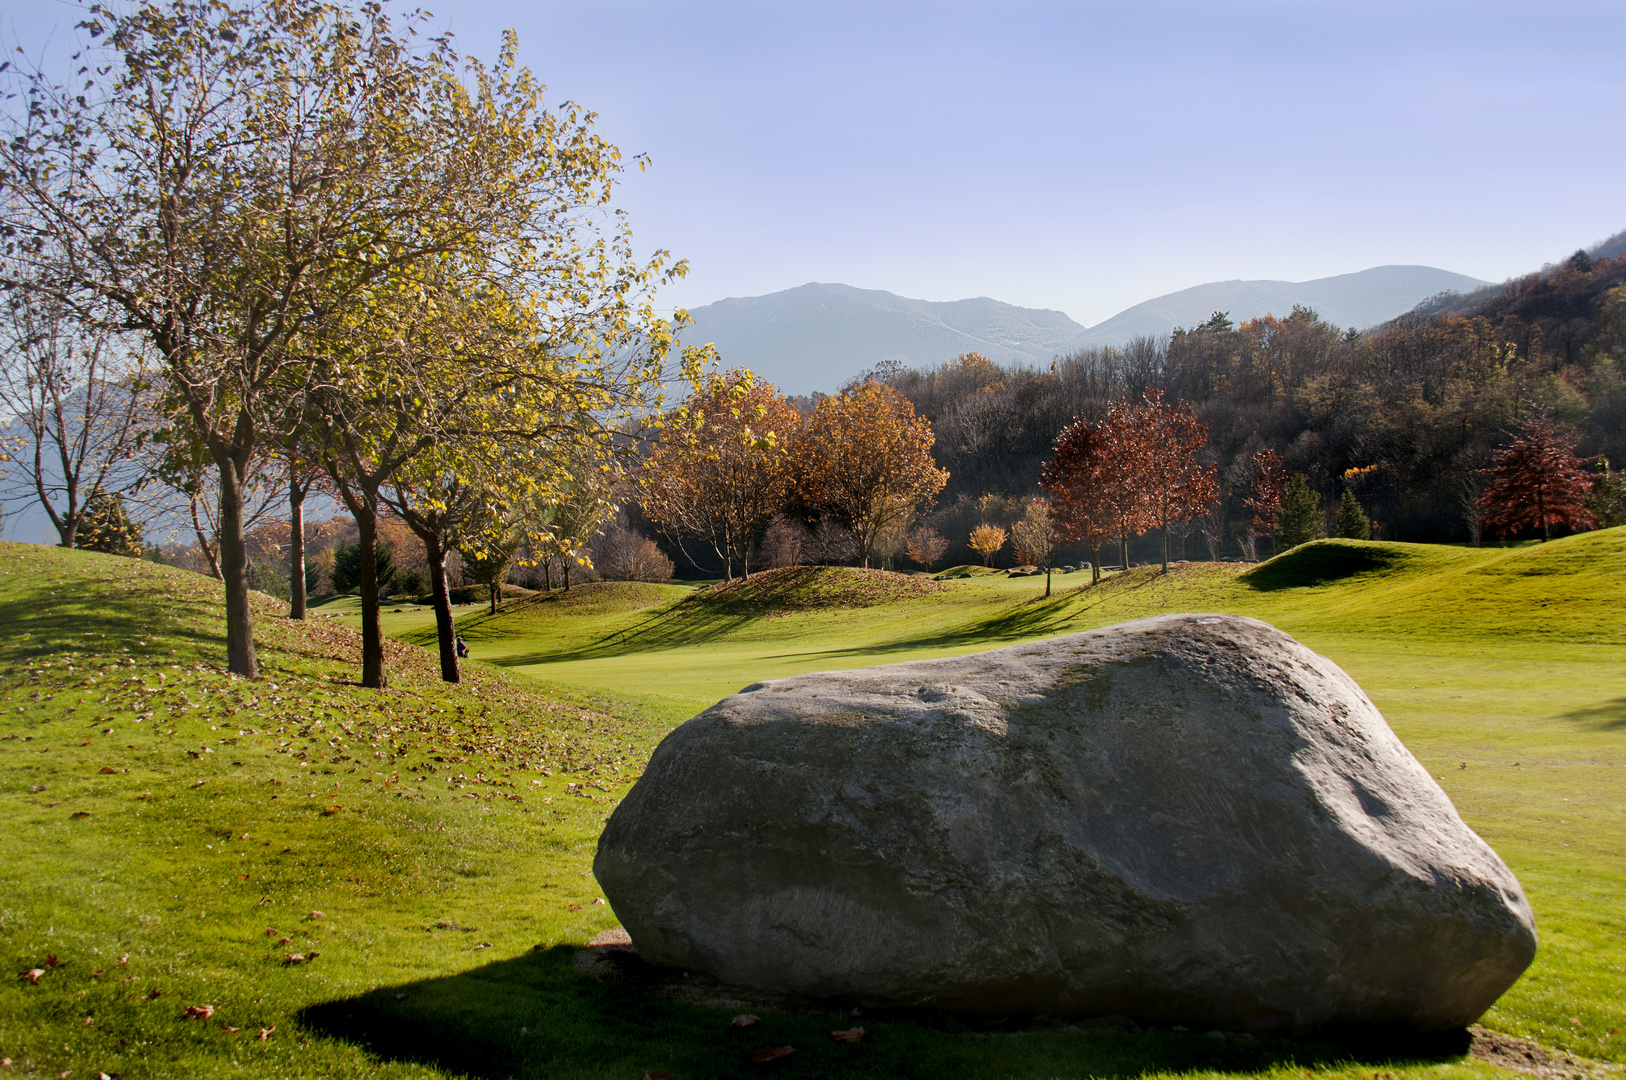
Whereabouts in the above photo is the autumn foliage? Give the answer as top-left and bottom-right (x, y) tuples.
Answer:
(1041, 388), (1217, 575)
(1478, 417), (1597, 541)
(796, 381), (949, 567)
(640, 370), (801, 578)
(968, 523), (1007, 566)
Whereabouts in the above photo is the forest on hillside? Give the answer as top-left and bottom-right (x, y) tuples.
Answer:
(840, 250), (1626, 566)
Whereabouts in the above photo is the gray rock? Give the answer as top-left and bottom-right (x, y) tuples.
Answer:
(594, 613), (1537, 1031)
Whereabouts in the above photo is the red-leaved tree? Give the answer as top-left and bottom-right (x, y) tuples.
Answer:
(1040, 417), (1118, 583)
(1110, 388), (1218, 571)
(1478, 417), (1596, 541)
(1244, 449), (1288, 545)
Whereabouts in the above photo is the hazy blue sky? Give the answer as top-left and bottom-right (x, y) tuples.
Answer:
(4, 0), (1623, 325)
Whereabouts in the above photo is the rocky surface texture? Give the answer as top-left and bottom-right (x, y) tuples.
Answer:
(595, 613), (1537, 1031)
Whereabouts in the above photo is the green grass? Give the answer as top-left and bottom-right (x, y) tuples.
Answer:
(2, 535), (1623, 1077)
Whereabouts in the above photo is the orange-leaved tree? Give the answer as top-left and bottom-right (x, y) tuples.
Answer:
(640, 369), (800, 578)
(796, 381), (949, 567)
(905, 526), (949, 569)
(1110, 388), (1218, 571)
(1478, 416), (1596, 541)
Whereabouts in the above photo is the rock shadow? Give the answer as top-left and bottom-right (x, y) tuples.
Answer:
(297, 944), (1477, 1080)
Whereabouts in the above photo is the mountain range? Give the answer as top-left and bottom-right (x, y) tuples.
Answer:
(679, 266), (1491, 396)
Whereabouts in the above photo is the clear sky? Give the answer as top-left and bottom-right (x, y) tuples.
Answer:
(4, 0), (1623, 325)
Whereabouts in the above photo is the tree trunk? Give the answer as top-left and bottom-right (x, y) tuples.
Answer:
(1091, 546), (1101, 585)
(1161, 522), (1169, 572)
(1044, 564), (1052, 597)
(214, 455), (259, 678)
(542, 556), (551, 592)
(288, 472), (307, 620)
(356, 508), (387, 689)
(488, 577), (498, 615)
(425, 534), (459, 683)
(563, 557), (571, 592)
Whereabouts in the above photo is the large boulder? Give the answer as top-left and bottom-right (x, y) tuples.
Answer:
(594, 613), (1537, 1032)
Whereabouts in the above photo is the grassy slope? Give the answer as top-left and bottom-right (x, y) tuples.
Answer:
(2, 537), (1622, 1077)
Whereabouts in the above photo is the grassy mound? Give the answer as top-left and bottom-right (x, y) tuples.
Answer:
(1240, 538), (1412, 590)
(934, 564), (1002, 579)
(686, 565), (946, 614)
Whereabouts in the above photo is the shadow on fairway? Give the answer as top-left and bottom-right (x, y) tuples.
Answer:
(1241, 540), (1407, 592)
(1558, 695), (1626, 731)
(299, 946), (1475, 1080)
(0, 552), (221, 661)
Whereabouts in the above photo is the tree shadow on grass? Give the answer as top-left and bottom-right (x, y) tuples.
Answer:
(1557, 696), (1626, 731)
(298, 945), (1474, 1080)
(0, 557), (222, 663)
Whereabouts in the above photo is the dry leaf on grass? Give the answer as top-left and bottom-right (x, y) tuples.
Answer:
(641, 1072), (671, 1080)
(730, 1014), (760, 1029)
(831, 1027), (865, 1043)
(20, 968), (44, 984)
(183, 1004), (215, 1019)
(747, 1046), (795, 1063)
(258, 1026), (275, 1041)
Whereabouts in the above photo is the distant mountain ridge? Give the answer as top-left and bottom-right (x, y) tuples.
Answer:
(681, 266), (1491, 396)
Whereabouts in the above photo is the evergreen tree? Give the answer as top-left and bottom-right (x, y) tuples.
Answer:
(1274, 474), (1324, 551)
(74, 490), (143, 557)
(1335, 489), (1371, 540)
(331, 541), (395, 595)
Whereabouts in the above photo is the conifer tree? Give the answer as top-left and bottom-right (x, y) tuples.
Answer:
(1335, 489), (1371, 540)
(74, 489), (143, 557)
(1274, 474), (1324, 551)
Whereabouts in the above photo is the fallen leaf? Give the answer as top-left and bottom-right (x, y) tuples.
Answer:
(592, 897), (606, 905)
(223, 1026), (240, 1033)
(731, 1014), (761, 1028)
(283, 953), (306, 964)
(568, 904), (582, 911)
(747, 1046), (795, 1063)
(276, 936), (291, 945)
(118, 954), (128, 966)
(183, 1004), (215, 1019)
(259, 1025), (275, 1040)
(90, 970), (104, 978)
(99, 766), (117, 774)
(71, 811), (90, 819)
(20, 968), (44, 984)
(393, 992), (407, 1000)
(146, 988), (161, 1000)
(322, 805), (341, 815)
(308, 911), (324, 920)
(45, 954), (62, 968)
(831, 1027), (865, 1043)
(642, 1072), (672, 1080)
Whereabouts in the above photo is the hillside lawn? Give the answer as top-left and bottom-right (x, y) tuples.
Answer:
(0, 534), (1621, 1078)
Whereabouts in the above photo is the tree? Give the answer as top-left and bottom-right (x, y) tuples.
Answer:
(2, 3), (678, 684)
(1010, 499), (1062, 596)
(1478, 417), (1597, 541)
(796, 381), (949, 567)
(332, 541), (395, 596)
(639, 369), (800, 579)
(75, 488), (143, 557)
(1040, 418), (1117, 584)
(0, 292), (150, 547)
(1335, 489), (1372, 540)
(1243, 449), (1288, 551)
(1589, 459), (1626, 529)
(384, 471), (489, 682)
(905, 526), (949, 570)
(1109, 388), (1217, 571)
(1275, 474), (1324, 551)
(969, 523), (1007, 566)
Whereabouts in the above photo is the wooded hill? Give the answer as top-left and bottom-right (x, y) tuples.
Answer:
(869, 243), (1626, 561)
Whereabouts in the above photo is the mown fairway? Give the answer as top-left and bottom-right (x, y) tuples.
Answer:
(2, 535), (1622, 1078)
